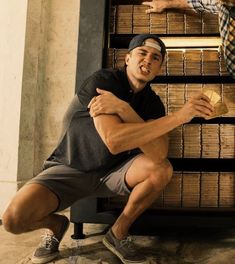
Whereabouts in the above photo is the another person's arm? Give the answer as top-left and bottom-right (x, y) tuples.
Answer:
(142, 0), (189, 13)
(142, 0), (219, 14)
(219, 4), (235, 78)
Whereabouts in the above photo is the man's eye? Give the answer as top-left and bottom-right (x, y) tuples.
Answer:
(154, 56), (160, 61)
(140, 52), (146, 56)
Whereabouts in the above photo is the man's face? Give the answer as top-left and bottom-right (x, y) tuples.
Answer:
(125, 39), (163, 84)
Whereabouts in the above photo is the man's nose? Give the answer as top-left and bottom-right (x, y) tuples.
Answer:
(144, 54), (152, 64)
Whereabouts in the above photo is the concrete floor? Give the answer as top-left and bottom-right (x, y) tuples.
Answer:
(1, 211), (235, 264)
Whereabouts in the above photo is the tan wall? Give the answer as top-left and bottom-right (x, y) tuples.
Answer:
(0, 0), (28, 215)
(0, 0), (28, 182)
(0, 0), (80, 216)
(20, 0), (80, 177)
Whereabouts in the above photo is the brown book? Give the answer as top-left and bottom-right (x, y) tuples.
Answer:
(168, 127), (183, 158)
(164, 172), (182, 207)
(183, 124), (201, 158)
(182, 172), (200, 207)
(201, 172), (219, 207)
(167, 51), (184, 76)
(201, 124), (219, 158)
(222, 84), (235, 117)
(219, 172), (235, 207)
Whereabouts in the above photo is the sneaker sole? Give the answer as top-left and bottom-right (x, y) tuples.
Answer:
(31, 251), (59, 264)
(103, 237), (149, 264)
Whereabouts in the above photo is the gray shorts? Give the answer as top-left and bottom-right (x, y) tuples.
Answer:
(27, 156), (139, 212)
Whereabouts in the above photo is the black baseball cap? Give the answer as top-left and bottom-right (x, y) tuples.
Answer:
(128, 34), (166, 59)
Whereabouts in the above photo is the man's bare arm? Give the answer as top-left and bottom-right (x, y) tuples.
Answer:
(142, 0), (190, 13)
(90, 89), (214, 155)
(89, 88), (168, 162)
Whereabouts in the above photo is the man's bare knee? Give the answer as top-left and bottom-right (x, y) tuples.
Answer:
(2, 183), (59, 234)
(163, 159), (173, 183)
(148, 159), (173, 188)
(2, 207), (23, 234)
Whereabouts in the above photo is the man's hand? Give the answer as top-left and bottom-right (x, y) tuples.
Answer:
(175, 92), (215, 124)
(142, 0), (190, 14)
(88, 88), (128, 118)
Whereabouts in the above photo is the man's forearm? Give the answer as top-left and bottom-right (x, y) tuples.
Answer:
(117, 105), (169, 162)
(164, 0), (190, 9)
(143, 0), (191, 13)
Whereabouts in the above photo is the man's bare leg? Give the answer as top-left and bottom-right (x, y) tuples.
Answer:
(2, 183), (69, 263)
(112, 155), (173, 239)
(2, 183), (64, 236)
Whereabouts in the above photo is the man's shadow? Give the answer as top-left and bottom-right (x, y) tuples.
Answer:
(57, 227), (235, 264)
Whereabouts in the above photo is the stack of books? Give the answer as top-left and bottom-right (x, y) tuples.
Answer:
(116, 5), (133, 34)
(200, 172), (219, 207)
(185, 83), (203, 101)
(115, 49), (127, 68)
(182, 172), (200, 207)
(168, 84), (185, 113)
(133, 5), (149, 34)
(167, 10), (184, 34)
(164, 172), (182, 207)
(168, 127), (183, 158)
(113, 5), (220, 35)
(150, 12), (167, 34)
(167, 50), (184, 75)
(184, 49), (202, 75)
(183, 124), (201, 158)
(185, 9), (202, 34)
(222, 84), (235, 117)
(201, 124), (220, 158)
(202, 12), (219, 34)
(219, 49), (229, 76)
(220, 124), (235, 158)
(151, 84), (168, 110)
(219, 172), (235, 207)
(202, 50), (220, 75)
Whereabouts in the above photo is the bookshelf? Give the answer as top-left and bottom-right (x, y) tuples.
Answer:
(70, 0), (235, 239)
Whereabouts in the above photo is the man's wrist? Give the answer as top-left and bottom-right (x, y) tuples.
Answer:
(117, 102), (129, 119)
(167, 0), (190, 9)
(170, 112), (186, 126)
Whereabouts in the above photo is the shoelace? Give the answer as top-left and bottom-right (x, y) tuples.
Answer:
(41, 232), (59, 250)
(120, 236), (136, 253)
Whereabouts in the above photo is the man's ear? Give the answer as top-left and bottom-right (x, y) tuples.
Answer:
(125, 53), (130, 65)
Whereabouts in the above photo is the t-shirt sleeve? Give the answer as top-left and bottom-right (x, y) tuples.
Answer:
(187, 0), (219, 14)
(141, 89), (166, 120)
(76, 71), (117, 108)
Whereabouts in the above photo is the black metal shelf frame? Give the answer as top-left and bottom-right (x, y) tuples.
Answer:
(110, 34), (221, 49)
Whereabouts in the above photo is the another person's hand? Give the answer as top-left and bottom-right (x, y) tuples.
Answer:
(142, 0), (190, 14)
(88, 88), (128, 118)
(175, 92), (215, 124)
(142, 0), (168, 13)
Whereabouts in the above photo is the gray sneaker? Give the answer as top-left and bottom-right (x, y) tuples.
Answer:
(103, 229), (149, 264)
(31, 216), (69, 264)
